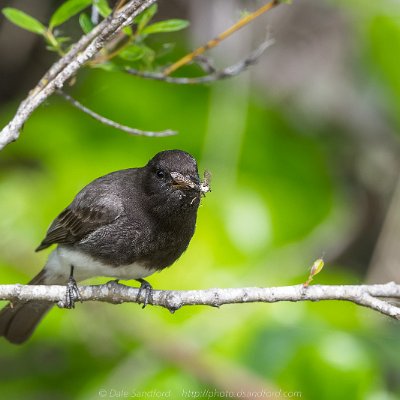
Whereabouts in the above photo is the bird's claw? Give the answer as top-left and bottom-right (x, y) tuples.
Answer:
(136, 279), (153, 309)
(64, 265), (81, 309)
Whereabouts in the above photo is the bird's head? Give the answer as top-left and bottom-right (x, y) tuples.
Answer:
(144, 150), (206, 212)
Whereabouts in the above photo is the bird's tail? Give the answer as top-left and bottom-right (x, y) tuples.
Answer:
(0, 269), (57, 344)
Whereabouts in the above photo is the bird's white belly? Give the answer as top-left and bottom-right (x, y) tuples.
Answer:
(44, 246), (157, 283)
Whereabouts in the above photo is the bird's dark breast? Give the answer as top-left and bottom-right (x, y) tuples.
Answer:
(138, 208), (198, 270)
(147, 218), (197, 269)
(75, 211), (197, 270)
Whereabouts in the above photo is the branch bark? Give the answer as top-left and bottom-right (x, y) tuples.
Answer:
(0, 0), (156, 150)
(1, 282), (399, 319)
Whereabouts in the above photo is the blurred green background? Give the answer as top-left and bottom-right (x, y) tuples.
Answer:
(1, 0), (400, 399)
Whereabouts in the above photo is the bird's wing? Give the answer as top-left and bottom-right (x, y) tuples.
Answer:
(35, 176), (126, 252)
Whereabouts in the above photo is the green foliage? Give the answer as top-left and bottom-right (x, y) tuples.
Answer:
(49, 0), (92, 28)
(1, 1), (400, 399)
(118, 45), (145, 61)
(2, 8), (46, 34)
(369, 15), (400, 126)
(93, 0), (112, 18)
(1, 1), (189, 71)
(142, 19), (190, 35)
(79, 12), (94, 34)
(134, 3), (158, 33)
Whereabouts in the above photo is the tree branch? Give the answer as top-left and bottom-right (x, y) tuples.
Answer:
(0, 0), (156, 151)
(57, 91), (176, 137)
(125, 39), (274, 84)
(162, 0), (279, 76)
(1, 282), (399, 319)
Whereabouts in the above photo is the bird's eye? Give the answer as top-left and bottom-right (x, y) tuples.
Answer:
(156, 169), (165, 179)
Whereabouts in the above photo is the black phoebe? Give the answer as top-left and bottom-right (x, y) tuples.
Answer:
(0, 150), (210, 344)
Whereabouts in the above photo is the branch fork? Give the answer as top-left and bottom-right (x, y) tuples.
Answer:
(0, 0), (158, 150)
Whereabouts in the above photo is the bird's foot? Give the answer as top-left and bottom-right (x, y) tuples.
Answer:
(64, 265), (82, 309)
(136, 279), (153, 309)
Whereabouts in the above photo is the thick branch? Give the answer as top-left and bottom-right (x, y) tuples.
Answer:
(0, 282), (399, 319)
(0, 0), (156, 150)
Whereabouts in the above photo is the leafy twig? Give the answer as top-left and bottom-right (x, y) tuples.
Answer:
(58, 90), (176, 137)
(0, 0), (157, 151)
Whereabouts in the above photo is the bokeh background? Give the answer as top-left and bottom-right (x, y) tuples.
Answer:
(1, 0), (400, 399)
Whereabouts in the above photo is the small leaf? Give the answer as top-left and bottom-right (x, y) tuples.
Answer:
(50, 0), (92, 28)
(79, 13), (94, 33)
(118, 45), (145, 61)
(94, 0), (112, 18)
(310, 258), (325, 276)
(134, 4), (158, 33)
(142, 19), (189, 35)
(303, 258), (325, 287)
(2, 8), (46, 35)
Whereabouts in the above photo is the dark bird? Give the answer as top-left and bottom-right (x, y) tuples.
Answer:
(0, 150), (210, 344)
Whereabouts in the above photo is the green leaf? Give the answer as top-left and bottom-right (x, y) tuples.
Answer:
(142, 19), (189, 35)
(94, 0), (112, 18)
(118, 45), (145, 61)
(79, 13), (94, 33)
(303, 258), (325, 287)
(122, 26), (133, 36)
(92, 62), (120, 71)
(2, 8), (46, 35)
(134, 4), (157, 33)
(50, 0), (92, 28)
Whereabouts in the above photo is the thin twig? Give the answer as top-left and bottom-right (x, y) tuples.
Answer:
(0, 282), (399, 319)
(0, 0), (157, 151)
(163, 0), (279, 76)
(58, 91), (176, 137)
(194, 55), (217, 74)
(126, 39), (274, 84)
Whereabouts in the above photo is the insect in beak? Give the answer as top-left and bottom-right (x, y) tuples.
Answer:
(170, 171), (212, 196)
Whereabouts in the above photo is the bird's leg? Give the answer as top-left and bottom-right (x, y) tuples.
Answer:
(136, 278), (153, 309)
(64, 265), (82, 309)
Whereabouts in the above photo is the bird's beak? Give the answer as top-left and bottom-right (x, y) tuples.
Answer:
(170, 172), (198, 190)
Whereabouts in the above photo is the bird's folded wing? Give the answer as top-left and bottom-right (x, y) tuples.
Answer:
(36, 199), (122, 252)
